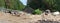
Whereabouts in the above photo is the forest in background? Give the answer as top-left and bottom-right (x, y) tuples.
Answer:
(0, 0), (60, 14)
(27, 0), (60, 14)
(28, 0), (60, 12)
(0, 0), (25, 10)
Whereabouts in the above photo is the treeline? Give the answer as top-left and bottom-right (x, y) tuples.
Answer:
(28, 0), (60, 12)
(0, 0), (25, 10)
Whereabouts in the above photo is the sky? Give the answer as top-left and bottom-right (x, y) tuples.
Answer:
(20, 0), (27, 5)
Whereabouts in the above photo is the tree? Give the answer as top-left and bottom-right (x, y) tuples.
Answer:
(0, 0), (25, 10)
(0, 0), (5, 7)
(28, 0), (51, 11)
(28, 0), (60, 12)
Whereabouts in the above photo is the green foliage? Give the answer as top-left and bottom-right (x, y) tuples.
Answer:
(9, 0), (25, 10)
(32, 9), (42, 15)
(28, 0), (60, 11)
(0, 0), (25, 11)
(46, 0), (60, 11)
(28, 0), (50, 10)
(19, 1), (25, 10)
(54, 0), (60, 11)
(0, 0), (5, 7)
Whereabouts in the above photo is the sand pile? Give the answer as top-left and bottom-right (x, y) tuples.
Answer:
(0, 11), (60, 23)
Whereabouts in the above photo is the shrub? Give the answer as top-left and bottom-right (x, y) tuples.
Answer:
(32, 9), (42, 15)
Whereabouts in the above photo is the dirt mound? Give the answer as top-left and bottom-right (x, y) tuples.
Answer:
(0, 12), (60, 23)
(35, 20), (60, 23)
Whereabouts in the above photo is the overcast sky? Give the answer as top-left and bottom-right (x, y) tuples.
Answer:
(20, 0), (27, 5)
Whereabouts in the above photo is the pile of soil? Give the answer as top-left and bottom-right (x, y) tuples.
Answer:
(0, 11), (60, 23)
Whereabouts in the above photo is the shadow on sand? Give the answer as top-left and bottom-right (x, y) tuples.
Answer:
(35, 20), (60, 23)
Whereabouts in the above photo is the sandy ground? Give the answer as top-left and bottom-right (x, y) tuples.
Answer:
(0, 12), (60, 23)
